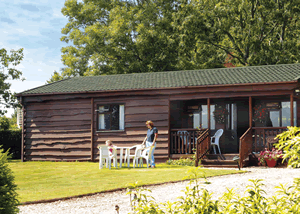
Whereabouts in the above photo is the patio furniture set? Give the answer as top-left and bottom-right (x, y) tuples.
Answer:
(98, 144), (155, 169)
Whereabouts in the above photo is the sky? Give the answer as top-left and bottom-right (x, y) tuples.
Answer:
(0, 0), (69, 117)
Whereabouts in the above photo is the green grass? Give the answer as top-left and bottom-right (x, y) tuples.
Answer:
(8, 160), (243, 203)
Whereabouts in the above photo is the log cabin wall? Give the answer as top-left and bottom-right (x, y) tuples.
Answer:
(24, 98), (92, 161)
(93, 95), (169, 162)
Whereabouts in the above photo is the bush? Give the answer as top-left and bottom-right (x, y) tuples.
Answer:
(0, 130), (22, 159)
(129, 167), (300, 213)
(0, 117), (10, 131)
(0, 147), (19, 213)
(275, 126), (300, 168)
(166, 158), (195, 166)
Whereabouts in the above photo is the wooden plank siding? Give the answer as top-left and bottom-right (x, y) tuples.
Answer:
(21, 80), (300, 163)
(93, 96), (169, 161)
(24, 99), (91, 161)
(23, 95), (170, 162)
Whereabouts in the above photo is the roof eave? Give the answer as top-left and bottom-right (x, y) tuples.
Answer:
(16, 80), (298, 97)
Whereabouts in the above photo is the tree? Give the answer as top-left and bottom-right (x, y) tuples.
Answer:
(174, 0), (300, 66)
(0, 48), (24, 114)
(0, 116), (10, 131)
(49, 0), (224, 82)
(0, 147), (19, 213)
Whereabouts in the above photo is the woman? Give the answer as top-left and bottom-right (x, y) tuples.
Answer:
(142, 120), (158, 168)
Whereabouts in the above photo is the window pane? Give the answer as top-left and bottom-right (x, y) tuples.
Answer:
(193, 113), (200, 129)
(270, 111), (280, 127)
(282, 102), (290, 127)
(104, 113), (111, 130)
(119, 105), (125, 130)
(210, 105), (215, 130)
(231, 103), (237, 130)
(111, 105), (119, 130)
(99, 114), (105, 129)
(201, 105), (208, 129)
(98, 106), (105, 129)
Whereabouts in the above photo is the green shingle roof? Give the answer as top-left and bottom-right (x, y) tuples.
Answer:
(18, 64), (300, 95)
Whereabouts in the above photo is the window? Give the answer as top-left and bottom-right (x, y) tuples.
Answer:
(97, 104), (124, 131)
(192, 105), (214, 129)
(269, 101), (297, 127)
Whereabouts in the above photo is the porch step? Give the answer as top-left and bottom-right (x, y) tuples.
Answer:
(201, 159), (238, 166)
(204, 154), (239, 161)
(201, 165), (239, 168)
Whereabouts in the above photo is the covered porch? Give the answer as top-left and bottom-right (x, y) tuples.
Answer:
(169, 94), (298, 167)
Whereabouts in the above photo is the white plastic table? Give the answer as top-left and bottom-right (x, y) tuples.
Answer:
(116, 146), (132, 168)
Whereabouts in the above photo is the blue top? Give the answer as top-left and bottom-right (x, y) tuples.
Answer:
(147, 127), (158, 142)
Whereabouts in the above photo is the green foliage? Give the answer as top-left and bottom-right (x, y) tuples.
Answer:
(275, 126), (300, 168)
(0, 147), (19, 214)
(166, 158), (195, 166)
(174, 0), (300, 67)
(0, 130), (22, 159)
(0, 48), (24, 114)
(130, 174), (300, 213)
(0, 116), (10, 131)
(50, 0), (225, 82)
(53, 0), (300, 82)
(0, 115), (20, 131)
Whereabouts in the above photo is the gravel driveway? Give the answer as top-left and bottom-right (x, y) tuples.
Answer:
(19, 167), (300, 214)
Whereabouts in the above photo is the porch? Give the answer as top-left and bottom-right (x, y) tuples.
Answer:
(169, 95), (298, 167)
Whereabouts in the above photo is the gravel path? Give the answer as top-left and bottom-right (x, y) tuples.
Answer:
(19, 167), (300, 214)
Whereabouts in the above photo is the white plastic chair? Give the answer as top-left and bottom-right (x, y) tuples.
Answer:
(137, 145), (155, 168)
(211, 129), (223, 154)
(124, 145), (144, 165)
(99, 145), (117, 169)
(177, 131), (189, 145)
(133, 146), (146, 168)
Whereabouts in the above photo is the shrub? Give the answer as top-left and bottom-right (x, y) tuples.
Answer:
(166, 158), (195, 166)
(129, 168), (300, 213)
(0, 147), (19, 214)
(275, 126), (300, 168)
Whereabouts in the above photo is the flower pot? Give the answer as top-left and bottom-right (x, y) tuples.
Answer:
(266, 159), (277, 167)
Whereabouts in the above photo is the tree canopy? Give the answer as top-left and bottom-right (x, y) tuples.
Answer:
(0, 48), (24, 115)
(50, 0), (300, 82)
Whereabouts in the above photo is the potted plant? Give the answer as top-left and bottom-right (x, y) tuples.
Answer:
(258, 148), (283, 167)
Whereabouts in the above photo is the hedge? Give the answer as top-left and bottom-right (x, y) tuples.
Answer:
(0, 130), (21, 159)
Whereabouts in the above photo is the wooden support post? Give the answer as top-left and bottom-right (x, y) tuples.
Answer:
(290, 93), (294, 126)
(207, 98), (211, 129)
(249, 96), (252, 128)
(21, 105), (24, 162)
(91, 97), (94, 161)
(168, 97), (171, 158)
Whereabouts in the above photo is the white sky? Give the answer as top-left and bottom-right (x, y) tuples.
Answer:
(1, 0), (69, 117)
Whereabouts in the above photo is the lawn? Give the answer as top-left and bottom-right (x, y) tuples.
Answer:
(8, 160), (243, 203)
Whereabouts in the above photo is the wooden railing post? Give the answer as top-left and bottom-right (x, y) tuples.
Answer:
(207, 98), (211, 129)
(290, 94), (294, 126)
(249, 96), (252, 128)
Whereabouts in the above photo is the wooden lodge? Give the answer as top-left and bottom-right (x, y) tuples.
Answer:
(16, 64), (300, 168)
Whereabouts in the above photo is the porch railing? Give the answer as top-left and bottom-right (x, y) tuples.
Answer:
(195, 129), (210, 167)
(170, 129), (205, 154)
(239, 128), (252, 169)
(239, 127), (287, 168)
(252, 127), (287, 152)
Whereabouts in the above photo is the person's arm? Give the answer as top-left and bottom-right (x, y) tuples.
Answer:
(142, 136), (147, 145)
(152, 133), (158, 146)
